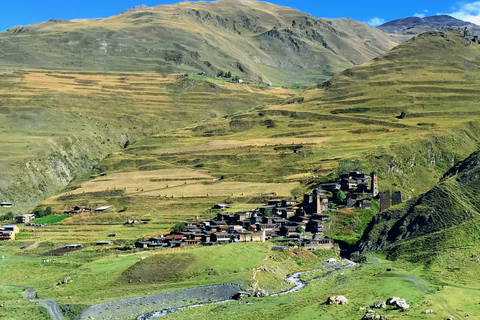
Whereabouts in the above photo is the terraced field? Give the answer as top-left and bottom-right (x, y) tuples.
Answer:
(0, 70), (293, 212)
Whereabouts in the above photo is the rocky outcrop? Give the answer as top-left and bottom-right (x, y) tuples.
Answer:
(372, 300), (386, 309)
(386, 297), (409, 310)
(362, 310), (387, 320)
(326, 296), (348, 305)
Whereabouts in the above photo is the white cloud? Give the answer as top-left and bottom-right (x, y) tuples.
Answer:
(367, 17), (386, 27)
(448, 1), (480, 25)
(413, 13), (426, 18)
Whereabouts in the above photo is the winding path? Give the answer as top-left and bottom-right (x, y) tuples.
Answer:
(11, 285), (64, 320)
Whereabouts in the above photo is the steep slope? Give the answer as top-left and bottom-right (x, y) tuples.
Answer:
(0, 0), (396, 87)
(0, 71), (293, 213)
(357, 149), (480, 263)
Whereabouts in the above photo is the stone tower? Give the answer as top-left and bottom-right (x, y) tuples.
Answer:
(379, 190), (391, 212)
(392, 191), (403, 206)
(371, 171), (379, 197)
(312, 189), (322, 215)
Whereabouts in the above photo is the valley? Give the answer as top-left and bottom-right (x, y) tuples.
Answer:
(1, 1), (480, 319)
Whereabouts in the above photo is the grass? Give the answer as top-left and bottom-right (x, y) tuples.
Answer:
(0, 70), (294, 213)
(0, 240), (338, 306)
(0, 1), (395, 88)
(33, 215), (70, 225)
(3, 31), (480, 319)
(0, 285), (50, 320)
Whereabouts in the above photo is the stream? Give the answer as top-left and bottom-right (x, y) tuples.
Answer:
(136, 259), (357, 320)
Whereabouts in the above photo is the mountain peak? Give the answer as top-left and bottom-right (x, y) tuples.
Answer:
(378, 14), (479, 36)
(121, 4), (149, 14)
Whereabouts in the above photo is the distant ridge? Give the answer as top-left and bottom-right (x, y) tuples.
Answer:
(0, 0), (396, 87)
(378, 14), (479, 36)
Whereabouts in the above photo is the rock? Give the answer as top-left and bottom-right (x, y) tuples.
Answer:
(232, 292), (251, 300)
(252, 288), (268, 297)
(386, 297), (409, 309)
(423, 309), (433, 314)
(372, 300), (386, 309)
(326, 295), (348, 305)
(362, 309), (387, 320)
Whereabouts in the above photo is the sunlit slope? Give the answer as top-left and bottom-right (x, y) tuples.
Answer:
(0, 0), (396, 87)
(0, 70), (293, 212)
(83, 31), (480, 206)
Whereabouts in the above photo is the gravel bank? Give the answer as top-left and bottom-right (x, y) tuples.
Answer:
(75, 284), (242, 320)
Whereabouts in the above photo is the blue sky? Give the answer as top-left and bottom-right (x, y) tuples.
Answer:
(2, 0), (480, 31)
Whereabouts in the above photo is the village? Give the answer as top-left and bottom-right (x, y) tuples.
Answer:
(132, 171), (395, 250)
(1, 171), (402, 252)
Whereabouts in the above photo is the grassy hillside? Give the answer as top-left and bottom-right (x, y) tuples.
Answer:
(358, 148), (480, 259)
(0, 0), (396, 87)
(0, 70), (293, 212)
(71, 30), (480, 211)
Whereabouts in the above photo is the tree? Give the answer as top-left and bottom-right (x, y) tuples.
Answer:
(226, 71), (232, 78)
(171, 223), (186, 234)
(296, 225), (304, 234)
(264, 209), (273, 217)
(217, 71), (224, 77)
(398, 110), (407, 119)
(124, 138), (131, 149)
(44, 207), (52, 216)
(337, 190), (346, 201)
(33, 207), (45, 218)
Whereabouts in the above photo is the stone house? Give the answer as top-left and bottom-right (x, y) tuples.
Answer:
(16, 214), (35, 224)
(238, 230), (266, 242)
(302, 238), (334, 250)
(211, 233), (231, 243)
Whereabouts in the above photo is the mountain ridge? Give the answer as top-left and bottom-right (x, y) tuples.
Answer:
(378, 14), (480, 40)
(0, 0), (397, 87)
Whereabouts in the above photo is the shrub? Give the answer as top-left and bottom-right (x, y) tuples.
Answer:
(398, 110), (407, 119)
(0, 211), (14, 220)
(296, 225), (304, 234)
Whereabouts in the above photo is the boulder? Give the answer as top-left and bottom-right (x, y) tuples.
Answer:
(252, 288), (268, 297)
(423, 309), (433, 314)
(386, 297), (409, 309)
(372, 300), (386, 309)
(362, 310), (387, 320)
(326, 295), (348, 305)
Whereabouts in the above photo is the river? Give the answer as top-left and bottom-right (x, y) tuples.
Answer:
(136, 259), (356, 320)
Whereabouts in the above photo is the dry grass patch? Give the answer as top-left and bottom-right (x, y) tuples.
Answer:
(140, 181), (300, 198)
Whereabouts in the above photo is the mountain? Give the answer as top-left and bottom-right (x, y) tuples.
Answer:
(53, 28), (480, 225)
(357, 148), (480, 262)
(378, 15), (480, 40)
(0, 0), (396, 87)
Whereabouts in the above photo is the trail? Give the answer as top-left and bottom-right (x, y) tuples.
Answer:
(400, 275), (432, 294)
(11, 285), (65, 320)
